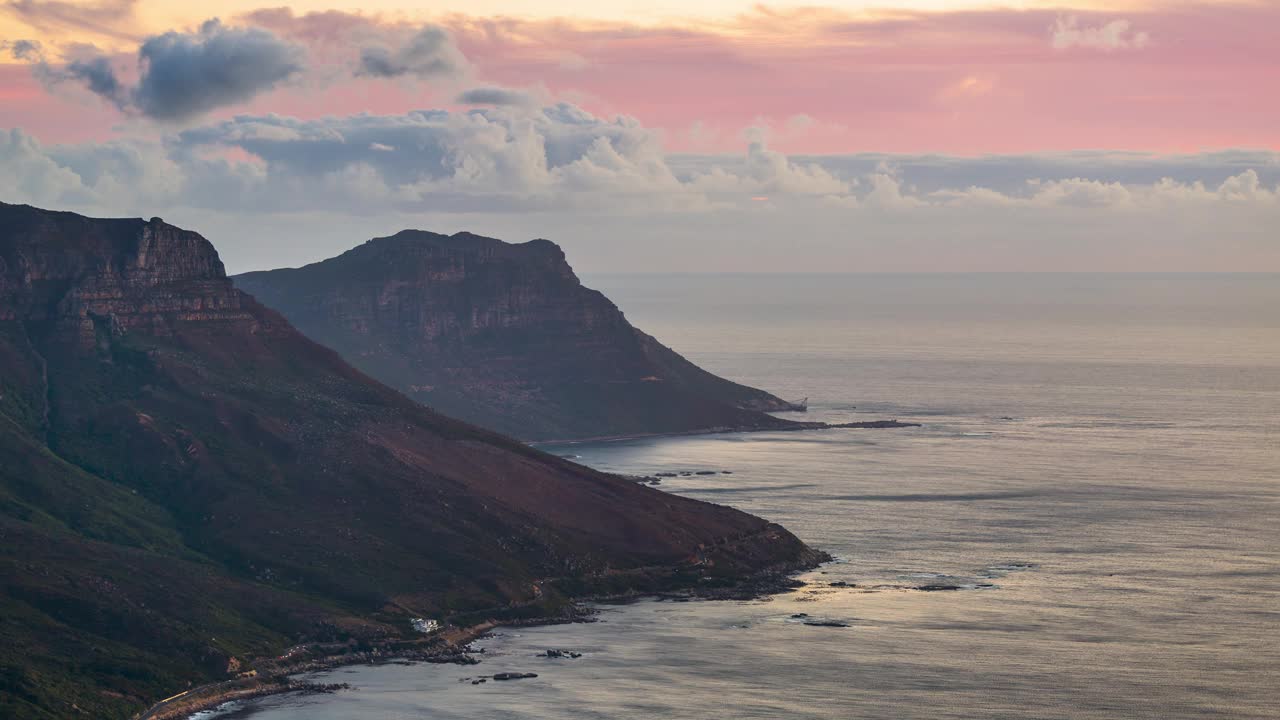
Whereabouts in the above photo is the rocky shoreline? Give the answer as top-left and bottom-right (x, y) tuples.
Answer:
(134, 618), (557, 720)
(133, 557), (826, 720)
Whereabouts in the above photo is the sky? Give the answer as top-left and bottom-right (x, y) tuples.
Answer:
(0, 0), (1276, 273)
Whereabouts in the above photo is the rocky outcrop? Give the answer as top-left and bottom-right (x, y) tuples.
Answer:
(0, 203), (820, 719)
(234, 230), (803, 441)
(0, 209), (257, 347)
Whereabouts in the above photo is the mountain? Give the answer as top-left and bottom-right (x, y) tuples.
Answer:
(0, 203), (820, 719)
(233, 231), (804, 442)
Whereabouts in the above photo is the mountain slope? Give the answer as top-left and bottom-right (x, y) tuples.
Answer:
(234, 231), (804, 441)
(0, 203), (819, 719)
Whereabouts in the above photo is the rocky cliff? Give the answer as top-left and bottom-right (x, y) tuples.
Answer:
(234, 230), (803, 441)
(0, 203), (819, 720)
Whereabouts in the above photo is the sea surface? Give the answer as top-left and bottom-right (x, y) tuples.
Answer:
(212, 274), (1280, 719)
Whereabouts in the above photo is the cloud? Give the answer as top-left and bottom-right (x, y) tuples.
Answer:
(131, 19), (304, 121)
(457, 86), (536, 107)
(931, 171), (1280, 211)
(12, 14), (480, 122)
(1051, 16), (1150, 51)
(171, 104), (693, 211)
(14, 43), (135, 111)
(6, 103), (1275, 223)
(234, 7), (469, 83)
(779, 150), (1280, 198)
(0, 128), (86, 200)
(0, 127), (194, 208)
(63, 55), (129, 110)
(4, 112), (1277, 273)
(689, 139), (854, 199)
(2, 0), (141, 42)
(863, 172), (926, 210)
(19, 18), (304, 122)
(356, 25), (469, 80)
(11, 4), (1279, 158)
(1, 38), (43, 60)
(0, 104), (868, 215)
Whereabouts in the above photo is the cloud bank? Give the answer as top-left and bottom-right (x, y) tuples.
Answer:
(2, 99), (1269, 221)
(1, 101), (1275, 272)
(4, 104), (1276, 215)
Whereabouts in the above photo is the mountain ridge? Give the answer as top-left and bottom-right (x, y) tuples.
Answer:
(0, 202), (820, 719)
(234, 229), (805, 442)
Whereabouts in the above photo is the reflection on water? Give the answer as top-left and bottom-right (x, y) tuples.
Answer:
(220, 274), (1280, 720)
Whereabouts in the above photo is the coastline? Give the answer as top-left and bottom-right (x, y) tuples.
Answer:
(133, 551), (827, 720)
(533, 419), (921, 447)
(133, 622), (503, 720)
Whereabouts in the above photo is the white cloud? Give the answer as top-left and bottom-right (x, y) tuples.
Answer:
(4, 105), (1277, 220)
(2, 106), (1277, 272)
(0, 128), (86, 200)
(864, 172), (925, 210)
(933, 172), (1278, 211)
(1051, 16), (1150, 51)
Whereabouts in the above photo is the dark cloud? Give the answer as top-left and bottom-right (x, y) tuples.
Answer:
(3, 0), (141, 42)
(21, 18), (304, 122)
(457, 86), (535, 106)
(12, 41), (132, 111)
(14, 14), (471, 120)
(357, 25), (469, 80)
(64, 55), (128, 110)
(131, 19), (304, 121)
(1, 38), (43, 60)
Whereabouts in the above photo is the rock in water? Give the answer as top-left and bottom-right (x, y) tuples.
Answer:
(493, 672), (539, 681)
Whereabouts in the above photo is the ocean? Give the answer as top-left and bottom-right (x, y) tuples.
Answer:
(209, 273), (1280, 719)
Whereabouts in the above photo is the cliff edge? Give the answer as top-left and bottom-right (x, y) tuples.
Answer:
(0, 204), (819, 719)
(235, 230), (804, 442)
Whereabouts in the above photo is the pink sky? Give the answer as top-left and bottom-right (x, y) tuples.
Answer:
(1, 2), (1277, 153)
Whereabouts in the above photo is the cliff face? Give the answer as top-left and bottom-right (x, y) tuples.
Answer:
(0, 209), (248, 341)
(0, 203), (818, 719)
(234, 230), (801, 441)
